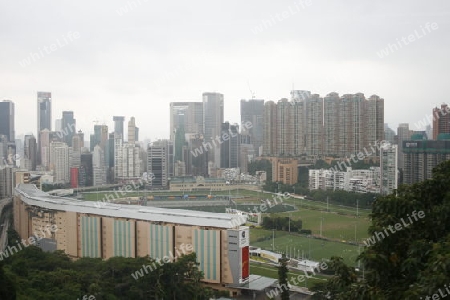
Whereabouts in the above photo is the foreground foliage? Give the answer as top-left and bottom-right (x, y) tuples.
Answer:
(312, 160), (450, 299)
(0, 244), (226, 300)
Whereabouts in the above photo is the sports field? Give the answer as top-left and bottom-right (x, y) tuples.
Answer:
(81, 188), (372, 242)
(250, 228), (361, 266)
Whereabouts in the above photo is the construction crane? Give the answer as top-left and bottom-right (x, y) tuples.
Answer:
(247, 81), (255, 99)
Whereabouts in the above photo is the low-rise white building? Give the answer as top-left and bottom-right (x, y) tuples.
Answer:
(309, 167), (381, 193)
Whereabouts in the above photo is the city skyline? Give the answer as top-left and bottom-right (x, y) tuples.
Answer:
(1, 0), (449, 140)
(4, 89), (431, 143)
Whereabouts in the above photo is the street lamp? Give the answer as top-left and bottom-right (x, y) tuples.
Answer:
(356, 199), (359, 217)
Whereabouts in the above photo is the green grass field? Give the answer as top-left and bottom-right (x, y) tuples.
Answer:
(268, 209), (370, 241)
(81, 189), (372, 242)
(173, 204), (297, 214)
(250, 228), (362, 266)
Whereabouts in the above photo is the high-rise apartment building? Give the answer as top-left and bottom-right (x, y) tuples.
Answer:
(323, 93), (383, 157)
(380, 143), (398, 195)
(240, 99), (264, 156)
(363, 95), (384, 152)
(276, 99), (295, 156)
(305, 94), (324, 156)
(61, 111), (76, 147)
(263, 101), (277, 156)
(397, 123), (411, 174)
(263, 92), (384, 158)
(263, 98), (305, 157)
(113, 134), (141, 181)
(432, 104), (450, 140)
(340, 93), (364, 156)
(403, 137), (450, 185)
(120, 144), (141, 180)
(203, 93), (224, 169)
(0, 100), (15, 142)
(49, 142), (69, 183)
(323, 92), (340, 156)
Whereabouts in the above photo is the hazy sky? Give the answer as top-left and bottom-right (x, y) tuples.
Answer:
(1, 0), (449, 141)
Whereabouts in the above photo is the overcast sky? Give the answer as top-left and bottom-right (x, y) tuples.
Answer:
(1, 0), (449, 141)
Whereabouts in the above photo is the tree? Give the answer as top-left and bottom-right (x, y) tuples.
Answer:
(278, 255), (290, 300)
(248, 159), (272, 182)
(312, 160), (450, 299)
(0, 262), (15, 300)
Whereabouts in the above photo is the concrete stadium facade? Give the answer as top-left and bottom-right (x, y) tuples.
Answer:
(13, 184), (250, 287)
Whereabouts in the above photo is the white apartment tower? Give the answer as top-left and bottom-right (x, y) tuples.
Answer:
(380, 143), (398, 195)
(49, 142), (69, 183)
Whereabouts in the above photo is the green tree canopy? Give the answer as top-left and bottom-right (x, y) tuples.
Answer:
(312, 160), (450, 299)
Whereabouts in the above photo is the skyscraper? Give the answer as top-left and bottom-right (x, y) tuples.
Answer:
(61, 111), (76, 147)
(37, 92), (52, 133)
(128, 117), (137, 144)
(0, 100), (15, 142)
(432, 104), (450, 139)
(93, 145), (107, 186)
(148, 140), (174, 188)
(23, 135), (37, 171)
(80, 152), (93, 187)
(90, 125), (108, 151)
(203, 93), (224, 169)
(240, 99), (264, 156)
(220, 122), (240, 168)
(113, 116), (125, 140)
(170, 102), (203, 139)
(37, 92), (52, 166)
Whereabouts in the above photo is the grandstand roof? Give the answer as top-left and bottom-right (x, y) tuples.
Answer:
(15, 184), (246, 229)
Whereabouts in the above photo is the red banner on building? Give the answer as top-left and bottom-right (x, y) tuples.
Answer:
(241, 246), (249, 280)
